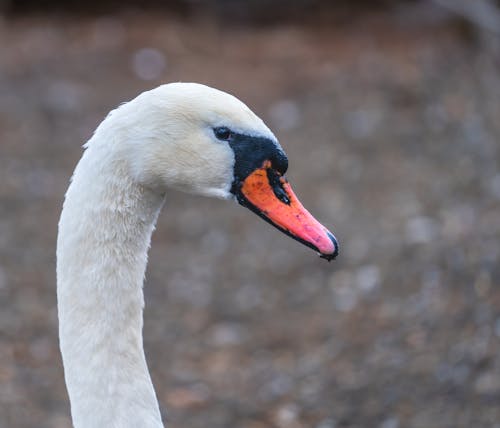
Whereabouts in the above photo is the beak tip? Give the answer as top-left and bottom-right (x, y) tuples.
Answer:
(319, 231), (339, 262)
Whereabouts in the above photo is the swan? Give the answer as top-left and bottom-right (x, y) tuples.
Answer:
(56, 82), (339, 428)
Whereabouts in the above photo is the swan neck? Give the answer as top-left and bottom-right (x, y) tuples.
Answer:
(57, 145), (165, 428)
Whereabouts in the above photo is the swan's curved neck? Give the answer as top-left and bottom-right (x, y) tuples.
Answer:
(57, 143), (165, 428)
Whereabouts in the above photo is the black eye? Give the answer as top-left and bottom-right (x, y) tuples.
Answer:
(213, 127), (232, 141)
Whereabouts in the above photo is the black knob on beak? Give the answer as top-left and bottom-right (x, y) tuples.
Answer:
(271, 150), (288, 176)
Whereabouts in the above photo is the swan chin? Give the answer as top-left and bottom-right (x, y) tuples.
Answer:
(195, 187), (233, 200)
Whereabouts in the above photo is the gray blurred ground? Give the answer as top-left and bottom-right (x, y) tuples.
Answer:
(1, 5), (500, 428)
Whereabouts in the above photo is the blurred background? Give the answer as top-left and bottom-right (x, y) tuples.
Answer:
(1, 1), (500, 427)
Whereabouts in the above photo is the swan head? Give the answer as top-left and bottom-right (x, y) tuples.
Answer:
(99, 82), (339, 260)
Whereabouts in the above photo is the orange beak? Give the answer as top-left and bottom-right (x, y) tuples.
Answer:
(235, 161), (339, 261)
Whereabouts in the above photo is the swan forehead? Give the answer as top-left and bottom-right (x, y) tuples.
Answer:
(155, 83), (276, 140)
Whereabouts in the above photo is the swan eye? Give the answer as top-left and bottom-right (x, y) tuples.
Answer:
(213, 127), (232, 141)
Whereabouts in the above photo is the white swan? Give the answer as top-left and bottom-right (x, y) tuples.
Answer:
(57, 82), (338, 428)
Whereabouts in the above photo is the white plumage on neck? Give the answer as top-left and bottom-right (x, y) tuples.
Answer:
(57, 134), (166, 427)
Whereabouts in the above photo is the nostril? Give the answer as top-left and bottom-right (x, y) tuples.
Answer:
(266, 168), (291, 205)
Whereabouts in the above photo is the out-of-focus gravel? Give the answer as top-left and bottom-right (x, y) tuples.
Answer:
(0, 8), (499, 428)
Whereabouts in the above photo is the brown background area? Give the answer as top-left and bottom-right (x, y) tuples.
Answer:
(1, 2), (500, 427)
